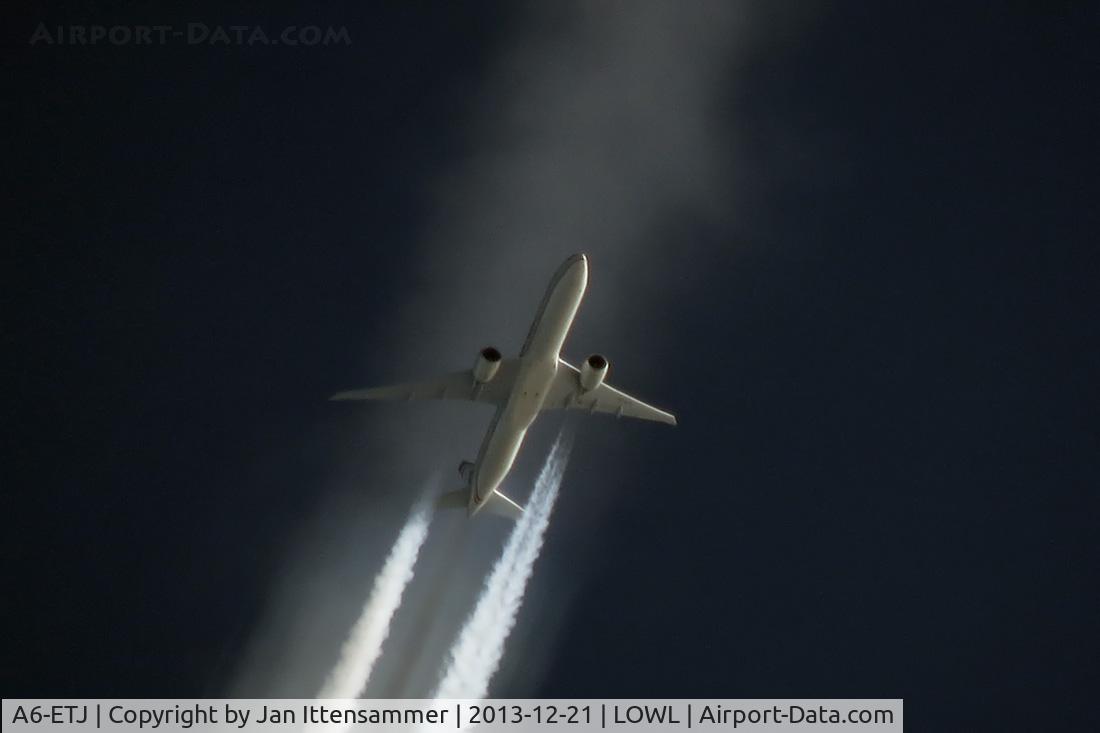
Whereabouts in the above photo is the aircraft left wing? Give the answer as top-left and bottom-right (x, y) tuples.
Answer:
(331, 359), (519, 406)
(543, 359), (677, 425)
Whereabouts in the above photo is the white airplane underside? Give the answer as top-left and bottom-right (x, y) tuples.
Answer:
(331, 253), (676, 519)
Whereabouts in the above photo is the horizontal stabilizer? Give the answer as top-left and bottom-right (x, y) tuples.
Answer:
(487, 491), (524, 521)
(435, 489), (467, 511)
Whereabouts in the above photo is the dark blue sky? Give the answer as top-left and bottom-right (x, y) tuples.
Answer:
(6, 2), (1097, 730)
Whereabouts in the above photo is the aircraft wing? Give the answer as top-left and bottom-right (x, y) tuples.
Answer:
(544, 359), (677, 426)
(331, 359), (519, 406)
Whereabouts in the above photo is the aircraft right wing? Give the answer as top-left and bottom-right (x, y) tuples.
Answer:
(331, 358), (519, 406)
(543, 359), (677, 426)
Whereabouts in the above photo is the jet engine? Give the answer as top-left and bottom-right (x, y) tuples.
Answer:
(579, 354), (609, 391)
(473, 346), (503, 383)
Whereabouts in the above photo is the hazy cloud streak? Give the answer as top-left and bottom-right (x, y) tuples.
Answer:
(433, 431), (572, 700)
(317, 496), (434, 699)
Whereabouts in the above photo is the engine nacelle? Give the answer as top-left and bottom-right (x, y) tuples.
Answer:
(473, 346), (503, 383)
(579, 354), (609, 391)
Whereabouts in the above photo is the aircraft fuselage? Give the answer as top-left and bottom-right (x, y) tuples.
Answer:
(468, 254), (588, 514)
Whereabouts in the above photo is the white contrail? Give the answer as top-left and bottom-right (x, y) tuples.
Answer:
(433, 432), (572, 699)
(316, 496), (434, 699)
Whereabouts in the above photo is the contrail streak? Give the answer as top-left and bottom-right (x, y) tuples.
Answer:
(433, 431), (572, 699)
(317, 496), (434, 699)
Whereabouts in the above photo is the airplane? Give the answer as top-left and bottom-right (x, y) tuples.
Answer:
(331, 253), (676, 519)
